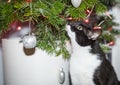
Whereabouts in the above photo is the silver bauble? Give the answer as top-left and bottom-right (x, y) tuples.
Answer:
(58, 68), (65, 84)
(22, 35), (37, 49)
(71, 0), (82, 8)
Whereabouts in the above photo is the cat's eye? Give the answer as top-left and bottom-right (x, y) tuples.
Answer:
(77, 26), (83, 30)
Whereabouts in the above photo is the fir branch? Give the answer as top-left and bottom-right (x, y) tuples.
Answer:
(0, 0), (112, 58)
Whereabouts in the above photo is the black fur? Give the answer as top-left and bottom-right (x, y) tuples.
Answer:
(91, 41), (120, 85)
(68, 21), (94, 46)
(68, 20), (120, 85)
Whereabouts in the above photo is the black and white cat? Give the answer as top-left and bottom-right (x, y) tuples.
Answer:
(65, 20), (120, 85)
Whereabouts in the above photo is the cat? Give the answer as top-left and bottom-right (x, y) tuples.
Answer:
(65, 20), (120, 85)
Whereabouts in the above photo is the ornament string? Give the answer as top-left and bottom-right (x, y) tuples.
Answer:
(28, 1), (32, 36)
(105, 12), (112, 19)
(86, 4), (95, 19)
(98, 20), (105, 26)
(28, 19), (31, 36)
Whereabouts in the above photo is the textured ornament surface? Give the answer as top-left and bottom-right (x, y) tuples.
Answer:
(22, 35), (36, 49)
(71, 0), (82, 8)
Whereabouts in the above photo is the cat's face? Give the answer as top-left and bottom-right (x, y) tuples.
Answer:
(66, 21), (102, 46)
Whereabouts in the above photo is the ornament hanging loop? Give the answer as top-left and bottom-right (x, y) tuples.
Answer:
(28, 1), (33, 36)
(86, 4), (96, 19)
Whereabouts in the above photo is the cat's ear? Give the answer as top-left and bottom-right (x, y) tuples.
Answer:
(83, 28), (102, 40)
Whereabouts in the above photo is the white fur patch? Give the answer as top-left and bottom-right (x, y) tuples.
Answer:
(66, 24), (101, 85)
(70, 47), (101, 85)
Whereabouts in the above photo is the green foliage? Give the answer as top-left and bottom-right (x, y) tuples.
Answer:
(98, 15), (120, 53)
(95, 2), (107, 13)
(0, 3), (14, 33)
(100, 31), (115, 42)
(36, 22), (69, 58)
(98, 16), (120, 43)
(100, 44), (112, 53)
(0, 0), (110, 58)
(66, 0), (107, 18)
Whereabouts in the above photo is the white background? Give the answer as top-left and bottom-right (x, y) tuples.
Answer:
(0, 45), (3, 85)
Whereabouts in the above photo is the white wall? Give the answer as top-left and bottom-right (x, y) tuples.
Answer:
(110, 4), (120, 30)
(110, 4), (120, 81)
(112, 37), (120, 80)
(0, 46), (3, 85)
(2, 38), (69, 85)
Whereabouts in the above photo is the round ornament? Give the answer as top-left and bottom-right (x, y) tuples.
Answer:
(108, 27), (112, 31)
(22, 34), (37, 49)
(71, 0), (82, 8)
(109, 41), (115, 46)
(84, 19), (89, 23)
(7, 0), (11, 3)
(26, 0), (32, 3)
(9, 20), (22, 31)
(93, 26), (102, 30)
(86, 9), (91, 15)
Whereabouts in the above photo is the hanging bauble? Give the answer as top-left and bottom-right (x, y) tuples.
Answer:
(22, 34), (37, 49)
(58, 68), (65, 84)
(84, 19), (89, 23)
(93, 26), (102, 30)
(108, 27), (112, 31)
(7, 0), (11, 3)
(17, 26), (22, 31)
(9, 20), (22, 31)
(86, 9), (91, 15)
(109, 41), (115, 46)
(67, 17), (73, 21)
(26, 0), (32, 3)
(71, 0), (82, 8)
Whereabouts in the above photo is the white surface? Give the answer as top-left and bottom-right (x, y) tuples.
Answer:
(2, 38), (69, 85)
(0, 46), (3, 85)
(110, 4), (120, 81)
(110, 5), (120, 30)
(112, 37), (120, 81)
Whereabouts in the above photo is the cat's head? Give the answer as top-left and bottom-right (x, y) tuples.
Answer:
(66, 20), (102, 46)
